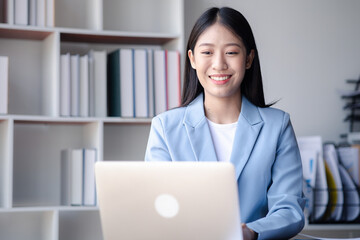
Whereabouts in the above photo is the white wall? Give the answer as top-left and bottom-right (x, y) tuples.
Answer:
(184, 0), (360, 142)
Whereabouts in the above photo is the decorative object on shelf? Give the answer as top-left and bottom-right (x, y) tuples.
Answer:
(340, 76), (360, 133)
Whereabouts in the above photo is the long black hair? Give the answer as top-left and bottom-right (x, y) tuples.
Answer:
(181, 7), (273, 108)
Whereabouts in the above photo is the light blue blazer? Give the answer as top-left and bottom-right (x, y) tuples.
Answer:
(145, 93), (305, 240)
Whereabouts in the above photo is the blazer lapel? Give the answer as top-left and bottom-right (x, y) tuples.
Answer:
(230, 97), (264, 180)
(183, 94), (218, 162)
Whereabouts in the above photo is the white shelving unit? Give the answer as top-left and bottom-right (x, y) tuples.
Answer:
(0, 0), (184, 239)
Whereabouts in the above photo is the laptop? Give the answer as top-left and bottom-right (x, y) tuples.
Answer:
(95, 161), (243, 240)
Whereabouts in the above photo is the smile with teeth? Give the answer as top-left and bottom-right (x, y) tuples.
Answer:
(209, 75), (231, 81)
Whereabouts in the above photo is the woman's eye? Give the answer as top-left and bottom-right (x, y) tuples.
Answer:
(226, 51), (238, 55)
(201, 51), (212, 55)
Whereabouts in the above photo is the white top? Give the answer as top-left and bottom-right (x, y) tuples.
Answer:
(206, 118), (237, 162)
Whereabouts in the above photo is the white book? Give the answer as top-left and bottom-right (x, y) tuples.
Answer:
(338, 164), (360, 221)
(36, 0), (45, 27)
(60, 53), (71, 116)
(167, 50), (181, 109)
(79, 55), (89, 117)
(83, 148), (97, 206)
(337, 146), (360, 185)
(14, 0), (28, 25)
(147, 49), (155, 117)
(0, 56), (9, 114)
(70, 55), (80, 117)
(88, 56), (95, 117)
(297, 136), (328, 221)
(61, 149), (83, 206)
(134, 49), (148, 118)
(153, 50), (167, 115)
(46, 0), (54, 27)
(29, 0), (36, 26)
(120, 49), (134, 117)
(89, 50), (107, 117)
(323, 143), (343, 221)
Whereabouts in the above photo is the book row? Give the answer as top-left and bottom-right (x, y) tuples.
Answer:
(298, 136), (360, 223)
(60, 48), (181, 118)
(61, 148), (97, 206)
(0, 0), (54, 26)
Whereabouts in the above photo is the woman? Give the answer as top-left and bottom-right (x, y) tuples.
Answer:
(145, 7), (305, 240)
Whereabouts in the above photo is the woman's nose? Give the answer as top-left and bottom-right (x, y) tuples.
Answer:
(212, 53), (228, 70)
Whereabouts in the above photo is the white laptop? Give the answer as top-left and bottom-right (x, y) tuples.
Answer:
(95, 161), (243, 240)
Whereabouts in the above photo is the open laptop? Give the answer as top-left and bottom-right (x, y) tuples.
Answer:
(95, 161), (243, 240)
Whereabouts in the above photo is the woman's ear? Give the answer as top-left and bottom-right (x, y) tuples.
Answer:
(188, 49), (196, 69)
(245, 49), (255, 69)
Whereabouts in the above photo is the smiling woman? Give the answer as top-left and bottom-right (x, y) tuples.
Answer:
(145, 7), (305, 240)
(187, 22), (254, 123)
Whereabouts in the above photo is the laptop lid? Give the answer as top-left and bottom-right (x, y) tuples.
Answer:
(95, 161), (242, 240)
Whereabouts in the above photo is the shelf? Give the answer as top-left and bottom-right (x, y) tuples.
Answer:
(0, 24), (53, 40)
(0, 210), (57, 240)
(0, 0), (182, 239)
(60, 29), (178, 45)
(0, 206), (99, 212)
(103, 123), (151, 161)
(4, 114), (152, 124)
(0, 31), (57, 116)
(59, 210), (102, 240)
(12, 121), (100, 207)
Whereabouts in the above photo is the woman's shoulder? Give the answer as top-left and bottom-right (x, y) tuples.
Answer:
(257, 105), (290, 124)
(152, 106), (187, 126)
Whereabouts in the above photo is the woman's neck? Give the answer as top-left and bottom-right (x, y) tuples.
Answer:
(203, 94), (242, 124)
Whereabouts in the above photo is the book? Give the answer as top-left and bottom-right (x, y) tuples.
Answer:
(46, 0), (54, 27)
(107, 49), (121, 117)
(88, 56), (95, 117)
(14, 0), (28, 25)
(60, 53), (71, 116)
(83, 148), (97, 206)
(61, 149), (83, 206)
(298, 148), (317, 216)
(79, 54), (89, 117)
(29, 0), (36, 26)
(338, 164), (360, 221)
(0, 56), (9, 114)
(70, 54), (80, 117)
(153, 50), (167, 115)
(0, 0), (7, 23)
(119, 48), (135, 117)
(323, 143), (343, 221)
(167, 50), (181, 109)
(36, 0), (45, 27)
(4, 0), (12, 24)
(337, 146), (360, 185)
(297, 136), (328, 220)
(147, 49), (155, 117)
(89, 50), (107, 117)
(134, 49), (148, 118)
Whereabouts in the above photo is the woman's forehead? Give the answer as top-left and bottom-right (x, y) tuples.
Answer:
(195, 23), (244, 47)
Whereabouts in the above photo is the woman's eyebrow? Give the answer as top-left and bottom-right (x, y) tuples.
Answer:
(197, 43), (241, 47)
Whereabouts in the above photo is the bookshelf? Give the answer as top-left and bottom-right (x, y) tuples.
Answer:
(0, 0), (183, 239)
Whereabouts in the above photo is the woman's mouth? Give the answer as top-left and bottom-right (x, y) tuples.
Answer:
(209, 75), (231, 84)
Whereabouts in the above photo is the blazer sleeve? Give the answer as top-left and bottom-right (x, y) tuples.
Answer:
(144, 116), (172, 162)
(247, 113), (305, 240)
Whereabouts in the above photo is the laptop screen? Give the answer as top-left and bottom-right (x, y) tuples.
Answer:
(95, 161), (243, 240)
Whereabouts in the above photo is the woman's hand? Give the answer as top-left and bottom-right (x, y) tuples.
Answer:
(242, 223), (257, 240)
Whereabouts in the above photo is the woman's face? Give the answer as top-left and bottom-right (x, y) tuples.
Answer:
(188, 22), (254, 102)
